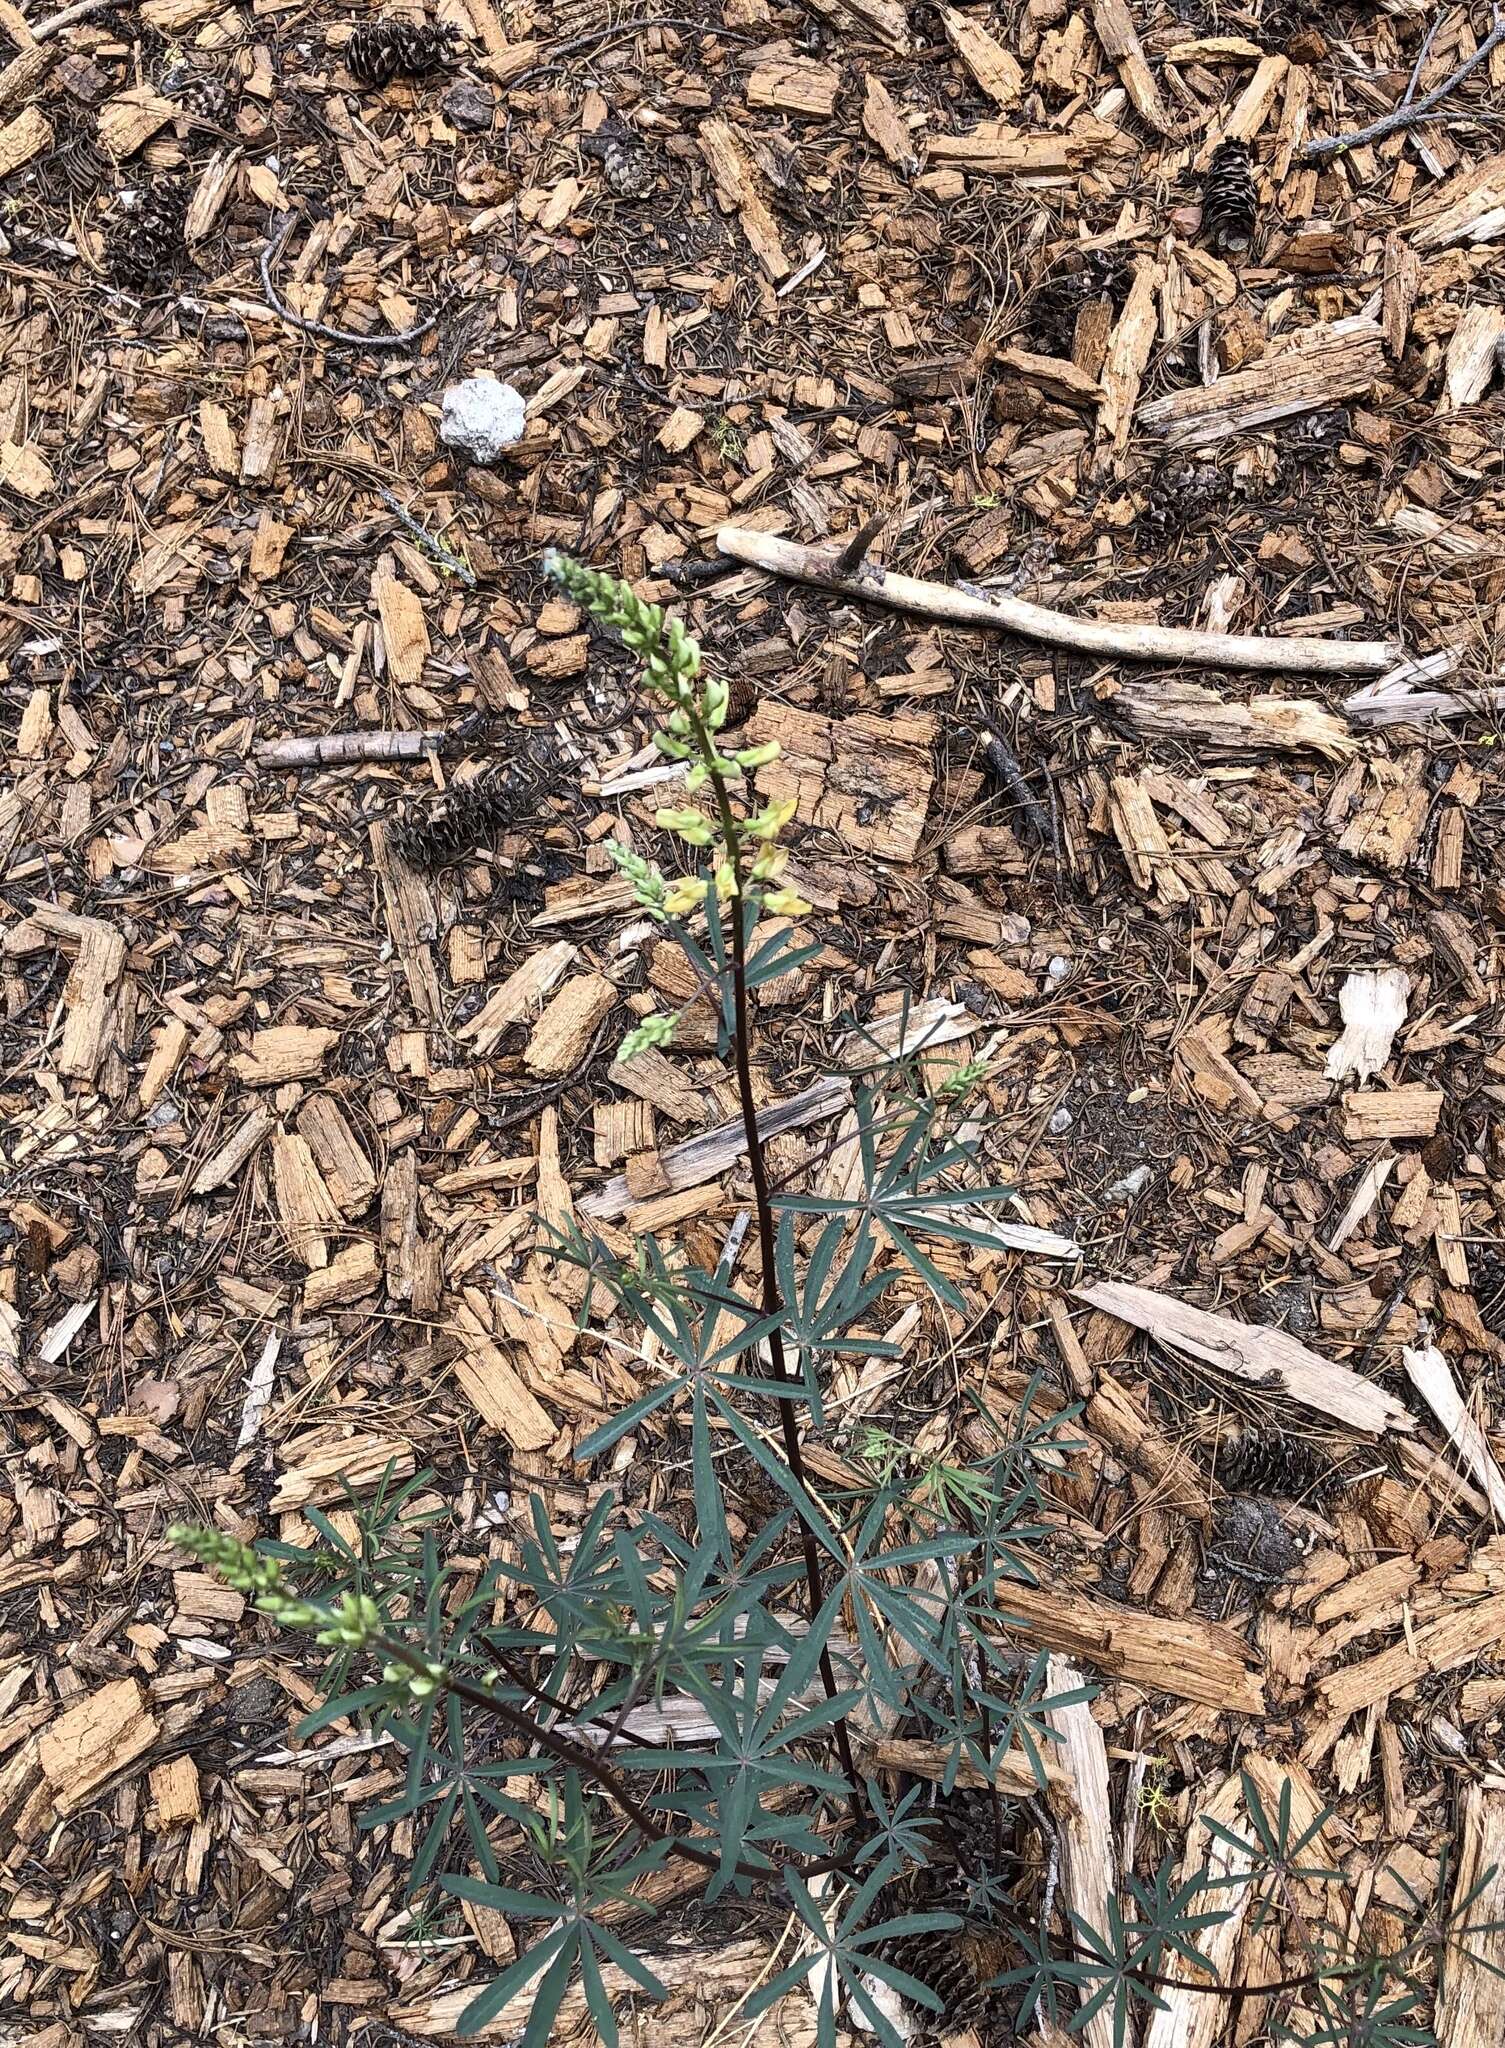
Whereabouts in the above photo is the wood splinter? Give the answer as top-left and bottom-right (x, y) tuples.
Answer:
(716, 526), (1402, 678)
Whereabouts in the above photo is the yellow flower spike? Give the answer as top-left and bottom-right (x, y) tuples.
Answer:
(747, 795), (798, 841)
(655, 806), (716, 847)
(663, 876), (709, 916)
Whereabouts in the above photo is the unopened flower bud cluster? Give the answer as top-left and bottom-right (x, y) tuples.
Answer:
(543, 553), (812, 1061)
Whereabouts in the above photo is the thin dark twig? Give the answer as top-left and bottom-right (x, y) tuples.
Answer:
(1403, 12), (1446, 105)
(832, 510), (888, 577)
(376, 489), (476, 586)
(1304, 7), (1505, 158)
(976, 719), (1053, 848)
(258, 219), (440, 349)
(501, 14), (764, 94)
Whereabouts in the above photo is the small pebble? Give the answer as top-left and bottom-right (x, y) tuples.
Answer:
(1046, 955), (1071, 983)
(443, 79), (495, 132)
(1047, 1107), (1073, 1135)
(440, 376), (527, 463)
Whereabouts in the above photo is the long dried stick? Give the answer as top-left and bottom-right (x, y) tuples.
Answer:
(259, 219), (439, 350)
(255, 729), (446, 768)
(1304, 6), (1505, 159)
(717, 526), (1401, 677)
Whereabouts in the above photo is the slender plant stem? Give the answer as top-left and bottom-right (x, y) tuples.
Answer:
(1304, 6), (1505, 158)
(696, 724), (862, 1803)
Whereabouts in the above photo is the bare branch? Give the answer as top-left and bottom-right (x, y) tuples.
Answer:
(1304, 7), (1505, 160)
(717, 525), (1401, 678)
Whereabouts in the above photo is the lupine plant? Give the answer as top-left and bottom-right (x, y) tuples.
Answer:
(172, 562), (1501, 2047)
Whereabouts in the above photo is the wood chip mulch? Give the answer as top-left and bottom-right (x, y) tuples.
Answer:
(4, 2), (1505, 2044)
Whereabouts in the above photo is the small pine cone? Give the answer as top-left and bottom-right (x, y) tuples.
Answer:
(346, 17), (459, 89)
(864, 1924), (992, 2042)
(1201, 139), (1259, 255)
(939, 1785), (1004, 1876)
(182, 74), (235, 124)
(391, 743), (563, 870)
(1141, 458), (1223, 534)
(110, 187), (186, 287)
(1217, 1429), (1329, 1501)
(601, 137), (655, 199)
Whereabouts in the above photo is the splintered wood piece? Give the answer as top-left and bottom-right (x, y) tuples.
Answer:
(1411, 149), (1505, 250)
(1091, 0), (1170, 131)
(582, 1074), (850, 1222)
(270, 1428), (415, 1511)
(381, 1149), (419, 1301)
(862, 71), (920, 173)
(1442, 304), (1505, 410)
(802, 0), (910, 52)
(38, 1677), (159, 1816)
(373, 571), (429, 689)
(1196, 52), (1288, 165)
(149, 1754), (202, 1826)
(240, 394), (283, 484)
(270, 1128), (340, 1269)
(717, 526), (1397, 676)
(696, 118), (789, 280)
(1076, 1278), (1415, 1436)
(999, 1581), (1263, 1711)
(746, 57), (840, 118)
(1324, 968), (1410, 1083)
(742, 701), (936, 863)
(97, 85), (176, 157)
(1340, 1085), (1443, 1141)
(1099, 257), (1162, 454)
(1110, 775), (1189, 904)
(608, 1045), (709, 1126)
(1327, 1153), (1396, 1252)
(1088, 1373), (1212, 1526)
(191, 1106), (274, 1195)
(940, 5), (1023, 107)
(1438, 1788), (1505, 2048)
(302, 1240), (381, 1310)
(458, 939), (577, 1055)
(1045, 1654), (1119, 2048)
(1137, 320), (1387, 450)
(1118, 677), (1357, 759)
(1403, 1343), (1505, 1520)
(860, 1733), (1071, 1804)
(296, 1094), (376, 1215)
(38, 908), (126, 1082)
(1315, 1595), (1505, 1727)
(522, 972), (616, 1077)
(0, 102), (51, 174)
(229, 1024), (337, 1085)
(450, 1301), (555, 1449)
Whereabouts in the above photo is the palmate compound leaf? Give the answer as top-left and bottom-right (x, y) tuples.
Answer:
(772, 1080), (1017, 1312)
(746, 1866), (961, 2048)
(611, 1626), (859, 1894)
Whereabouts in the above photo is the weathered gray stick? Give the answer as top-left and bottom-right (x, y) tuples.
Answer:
(717, 526), (1401, 678)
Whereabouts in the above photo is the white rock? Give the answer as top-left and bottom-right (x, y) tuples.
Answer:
(440, 377), (527, 464)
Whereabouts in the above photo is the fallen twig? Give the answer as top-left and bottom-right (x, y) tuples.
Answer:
(255, 729), (447, 769)
(716, 526), (1401, 678)
(259, 218), (440, 350)
(32, 0), (114, 41)
(1304, 6), (1505, 159)
(375, 489), (476, 586)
